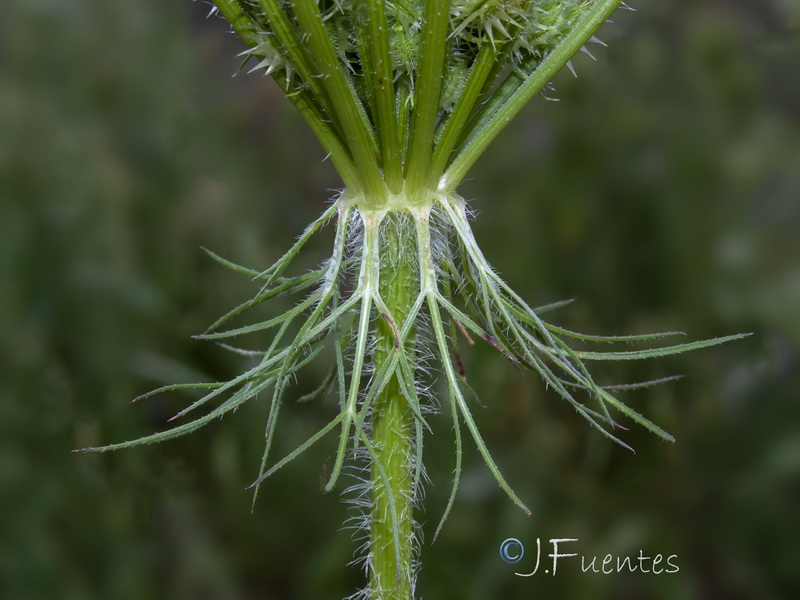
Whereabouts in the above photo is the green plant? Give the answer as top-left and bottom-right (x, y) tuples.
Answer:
(76, 1), (748, 598)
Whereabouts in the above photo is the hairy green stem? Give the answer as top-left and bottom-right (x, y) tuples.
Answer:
(369, 210), (417, 599)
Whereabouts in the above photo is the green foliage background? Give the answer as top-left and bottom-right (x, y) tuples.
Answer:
(1, 1), (798, 598)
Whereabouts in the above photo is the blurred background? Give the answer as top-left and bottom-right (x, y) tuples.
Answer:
(1, 1), (798, 598)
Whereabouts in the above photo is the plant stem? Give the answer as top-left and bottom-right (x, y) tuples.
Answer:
(369, 210), (417, 599)
(404, 0), (449, 201)
(292, 0), (387, 204)
(442, 0), (623, 189)
(361, 0), (403, 193)
(428, 44), (496, 190)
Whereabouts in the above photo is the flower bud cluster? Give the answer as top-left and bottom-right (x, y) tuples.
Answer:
(232, 0), (590, 109)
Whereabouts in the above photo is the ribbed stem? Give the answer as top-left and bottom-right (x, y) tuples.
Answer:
(404, 0), (449, 200)
(369, 211), (417, 600)
(442, 0), (624, 189)
(292, 0), (387, 204)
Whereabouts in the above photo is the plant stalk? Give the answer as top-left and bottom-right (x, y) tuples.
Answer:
(369, 210), (417, 600)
